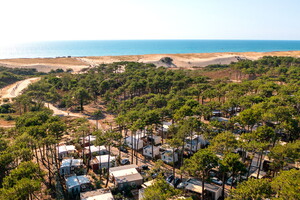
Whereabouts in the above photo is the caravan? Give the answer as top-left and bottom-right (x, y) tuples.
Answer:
(161, 149), (179, 164)
(143, 145), (160, 158)
(185, 135), (208, 152)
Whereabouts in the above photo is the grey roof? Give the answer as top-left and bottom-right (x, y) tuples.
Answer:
(60, 158), (83, 168)
(61, 159), (72, 168)
(80, 189), (114, 200)
(71, 159), (83, 167)
(77, 175), (90, 184)
(187, 178), (221, 192)
(109, 164), (138, 173)
(115, 173), (143, 184)
(66, 176), (80, 188)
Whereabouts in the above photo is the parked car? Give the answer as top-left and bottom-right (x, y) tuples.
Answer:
(211, 177), (223, 185)
(140, 165), (149, 170)
(151, 173), (158, 179)
(240, 173), (248, 181)
(119, 146), (128, 153)
(177, 181), (188, 189)
(170, 177), (182, 188)
(121, 158), (130, 165)
(226, 177), (236, 185)
(166, 175), (174, 183)
(209, 170), (217, 177)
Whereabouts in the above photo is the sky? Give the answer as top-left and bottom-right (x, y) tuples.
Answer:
(0, 0), (299, 43)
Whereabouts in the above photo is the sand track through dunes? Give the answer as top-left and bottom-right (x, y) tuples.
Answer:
(0, 77), (41, 99)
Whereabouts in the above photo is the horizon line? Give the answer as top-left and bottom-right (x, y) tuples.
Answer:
(3, 39), (300, 44)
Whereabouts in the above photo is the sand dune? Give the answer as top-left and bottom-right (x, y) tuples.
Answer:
(0, 51), (299, 72)
(0, 57), (89, 73)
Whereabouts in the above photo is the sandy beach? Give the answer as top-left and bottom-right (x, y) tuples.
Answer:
(0, 51), (299, 72)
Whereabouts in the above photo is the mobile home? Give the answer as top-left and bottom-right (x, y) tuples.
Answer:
(143, 145), (160, 158)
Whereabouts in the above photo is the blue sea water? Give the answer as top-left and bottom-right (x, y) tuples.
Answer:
(0, 40), (300, 59)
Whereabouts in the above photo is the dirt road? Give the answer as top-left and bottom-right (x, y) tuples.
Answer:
(0, 77), (41, 99)
(46, 102), (107, 130)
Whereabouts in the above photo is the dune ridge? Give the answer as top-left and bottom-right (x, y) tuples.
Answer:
(0, 51), (299, 72)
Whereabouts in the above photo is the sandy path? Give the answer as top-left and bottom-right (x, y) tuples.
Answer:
(0, 77), (104, 129)
(0, 78), (101, 129)
(46, 103), (82, 117)
(46, 103), (106, 130)
(0, 77), (41, 99)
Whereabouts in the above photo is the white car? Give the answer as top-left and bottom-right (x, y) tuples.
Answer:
(211, 177), (223, 185)
(177, 181), (188, 189)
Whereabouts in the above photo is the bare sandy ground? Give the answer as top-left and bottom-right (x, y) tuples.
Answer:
(0, 51), (299, 72)
(0, 57), (89, 73)
(0, 77), (41, 100)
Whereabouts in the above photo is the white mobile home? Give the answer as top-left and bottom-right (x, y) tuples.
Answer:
(90, 155), (116, 171)
(210, 117), (229, 122)
(160, 121), (172, 132)
(66, 175), (81, 195)
(109, 165), (143, 189)
(185, 135), (208, 152)
(66, 175), (91, 194)
(124, 134), (144, 150)
(84, 145), (107, 156)
(143, 145), (160, 158)
(58, 145), (76, 159)
(161, 149), (179, 164)
(59, 158), (83, 176)
(81, 135), (96, 147)
(249, 169), (267, 179)
(185, 179), (222, 200)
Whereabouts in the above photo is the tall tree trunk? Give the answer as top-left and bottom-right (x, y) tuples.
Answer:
(222, 172), (225, 199)
(80, 98), (84, 112)
(99, 147), (102, 180)
(82, 131), (85, 163)
(39, 146), (44, 165)
(34, 147), (39, 166)
(105, 145), (111, 188)
(161, 123), (164, 145)
(46, 145), (52, 187)
(172, 148), (175, 185)
(257, 150), (264, 179)
(190, 131), (193, 155)
(201, 173), (205, 200)
(151, 131), (154, 161)
(118, 139), (122, 165)
(181, 143), (184, 168)
(131, 132), (134, 163)
(247, 157), (253, 180)
(87, 135), (91, 173)
(54, 142), (60, 179)
(136, 134), (140, 165)
(242, 148), (246, 162)
(42, 145), (46, 162)
(196, 133), (200, 152)
(230, 174), (234, 189)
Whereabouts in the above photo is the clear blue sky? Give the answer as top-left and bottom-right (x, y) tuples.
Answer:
(0, 0), (299, 43)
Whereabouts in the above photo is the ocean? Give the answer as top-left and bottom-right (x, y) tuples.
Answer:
(1, 40), (300, 59)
